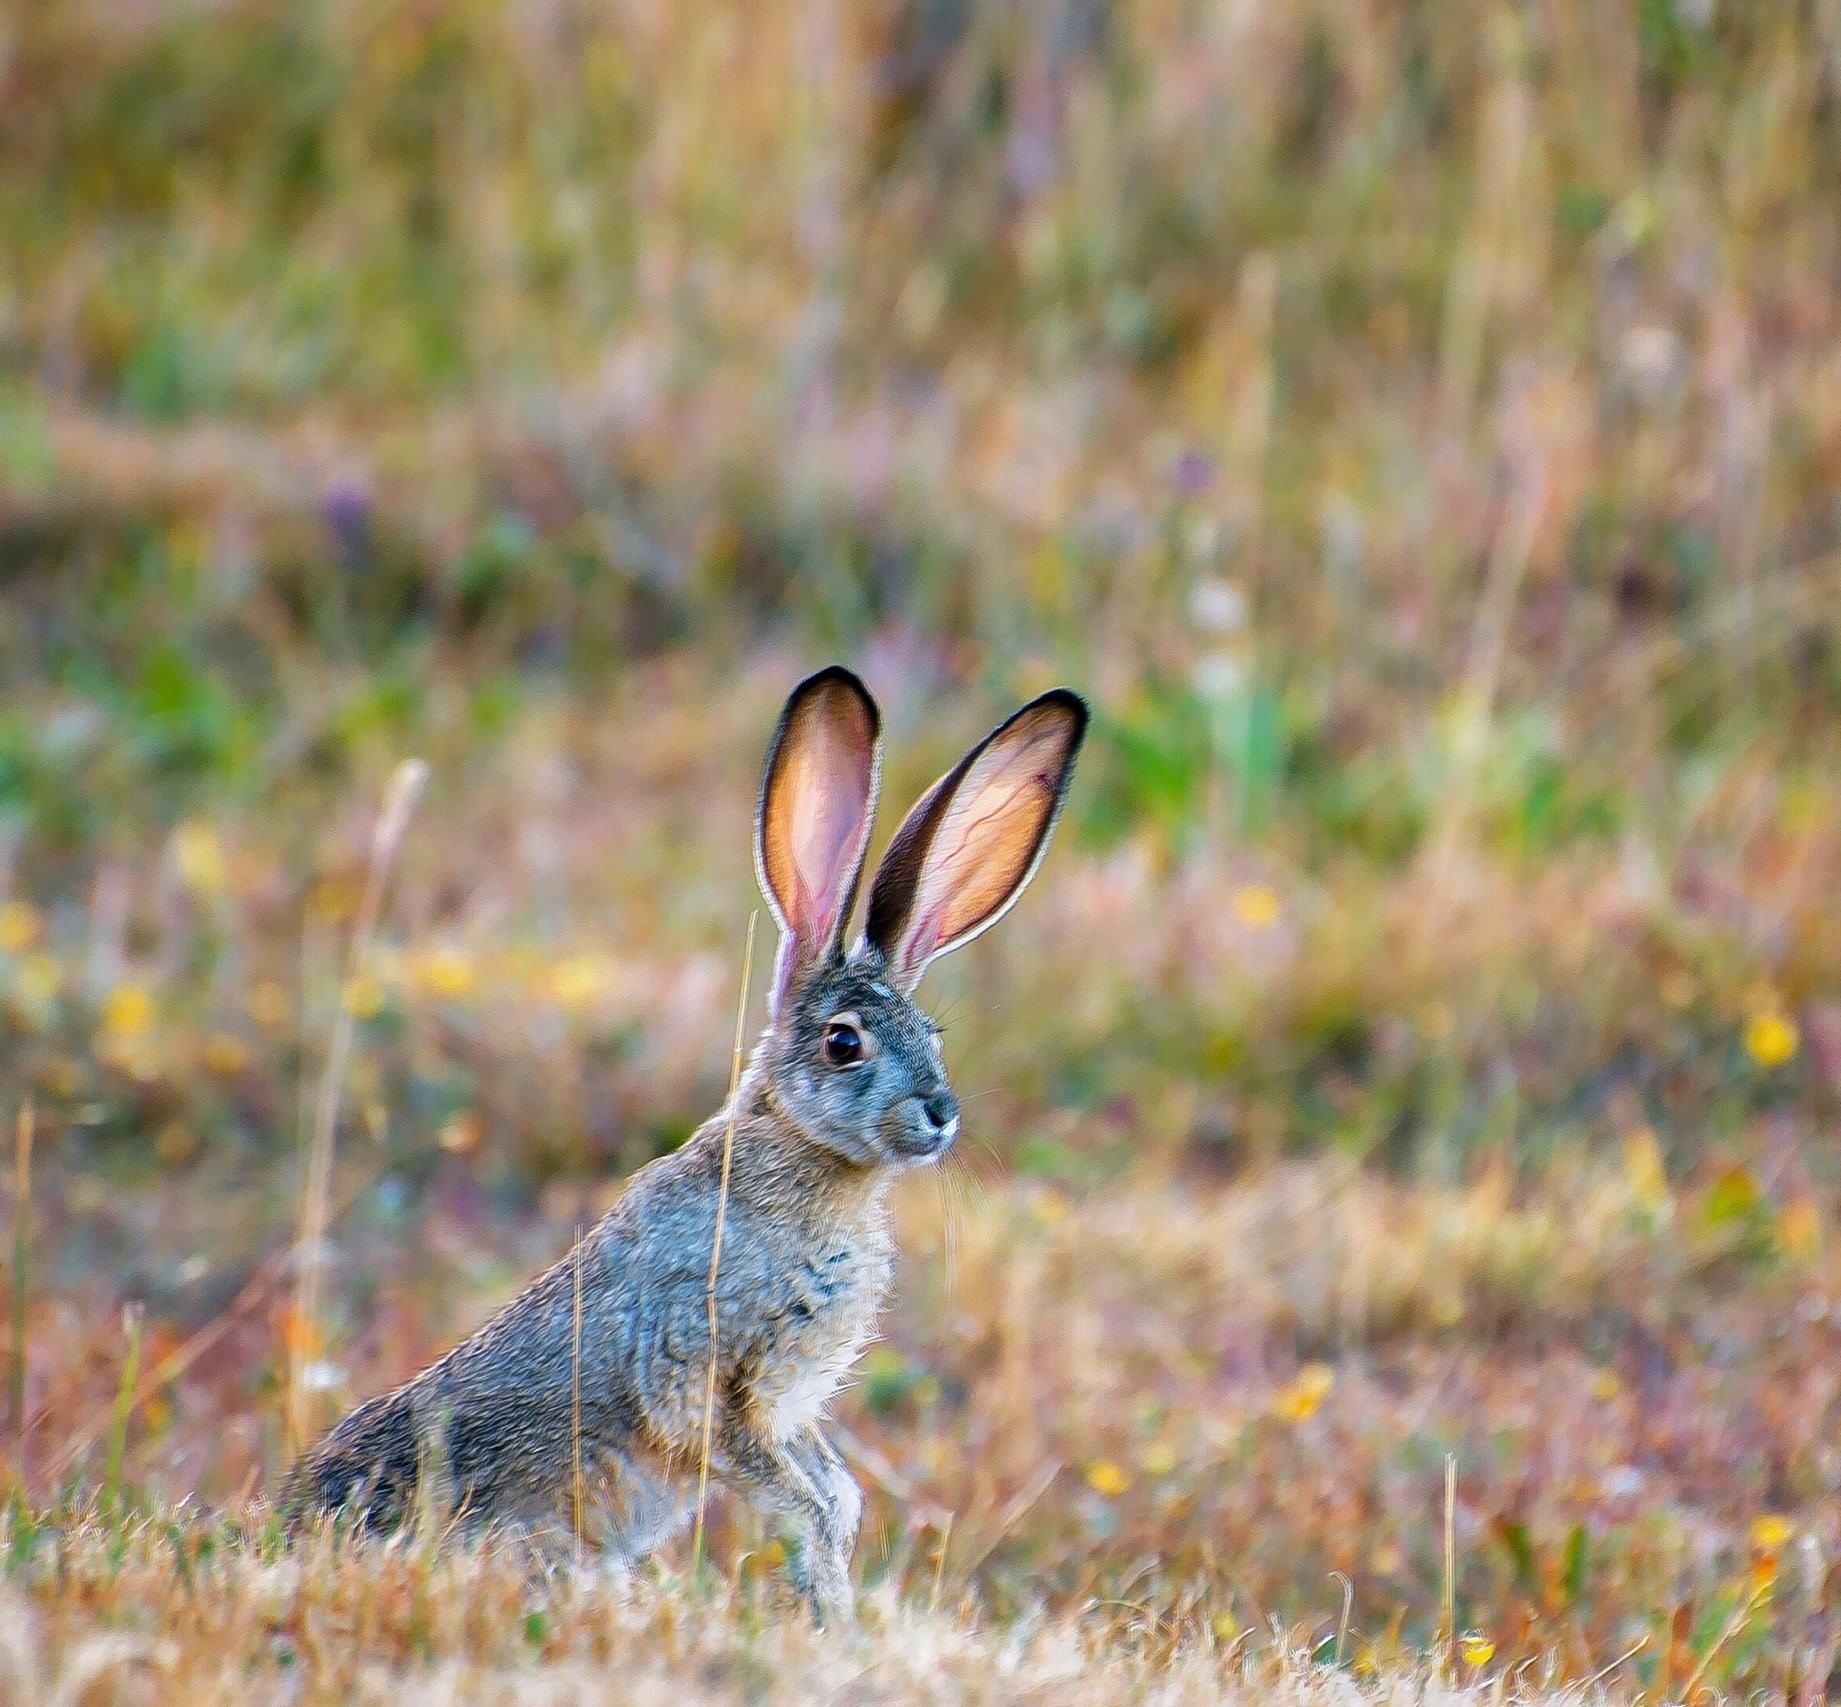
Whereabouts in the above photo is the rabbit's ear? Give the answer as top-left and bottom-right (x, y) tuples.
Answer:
(865, 689), (1086, 991)
(756, 667), (882, 1013)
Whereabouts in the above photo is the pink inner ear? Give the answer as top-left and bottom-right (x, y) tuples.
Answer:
(789, 716), (873, 936)
(763, 684), (878, 958)
(894, 708), (1072, 974)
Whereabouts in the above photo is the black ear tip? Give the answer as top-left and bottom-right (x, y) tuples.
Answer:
(1024, 686), (1089, 744)
(788, 664), (881, 734)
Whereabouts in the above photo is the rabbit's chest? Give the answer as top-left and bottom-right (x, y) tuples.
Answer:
(751, 1236), (892, 1441)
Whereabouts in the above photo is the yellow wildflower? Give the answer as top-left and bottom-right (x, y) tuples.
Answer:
(101, 982), (155, 1042)
(413, 946), (477, 1001)
(549, 953), (610, 1010)
(1459, 1633), (1496, 1668)
(1751, 1513), (1794, 1553)
(1230, 883), (1281, 930)
(0, 901), (41, 954)
(1745, 1009), (1798, 1069)
(172, 821), (228, 896)
(1274, 1362), (1334, 1423)
(1085, 1459), (1130, 1496)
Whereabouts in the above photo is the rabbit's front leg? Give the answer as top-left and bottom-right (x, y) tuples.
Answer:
(716, 1418), (853, 1622)
(785, 1427), (861, 1590)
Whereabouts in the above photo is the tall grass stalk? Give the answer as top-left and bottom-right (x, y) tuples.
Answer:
(929, 1512), (953, 1614)
(690, 908), (757, 1580)
(10, 1103), (32, 1486)
(284, 758), (428, 1460)
(103, 1304), (143, 1522)
(1442, 1453), (1457, 1677)
(1581, 1635), (1650, 1693)
(571, 1231), (585, 1563)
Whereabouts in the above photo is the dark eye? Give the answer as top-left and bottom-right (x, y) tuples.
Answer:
(821, 1022), (864, 1067)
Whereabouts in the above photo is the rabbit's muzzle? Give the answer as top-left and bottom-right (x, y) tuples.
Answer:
(884, 1089), (960, 1161)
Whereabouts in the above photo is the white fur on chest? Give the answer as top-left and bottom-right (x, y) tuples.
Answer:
(755, 1219), (893, 1442)
(762, 1319), (874, 1440)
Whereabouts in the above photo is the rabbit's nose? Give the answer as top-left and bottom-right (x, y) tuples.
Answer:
(921, 1093), (959, 1138)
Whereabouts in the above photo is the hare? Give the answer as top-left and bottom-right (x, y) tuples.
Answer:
(287, 666), (1086, 1619)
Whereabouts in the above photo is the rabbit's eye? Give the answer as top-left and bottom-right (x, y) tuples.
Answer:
(821, 1020), (865, 1067)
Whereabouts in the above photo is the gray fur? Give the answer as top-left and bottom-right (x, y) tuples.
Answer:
(286, 670), (1083, 1622)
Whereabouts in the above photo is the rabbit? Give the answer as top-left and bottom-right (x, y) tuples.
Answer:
(285, 666), (1087, 1620)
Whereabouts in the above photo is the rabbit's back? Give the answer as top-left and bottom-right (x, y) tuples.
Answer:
(289, 1152), (674, 1532)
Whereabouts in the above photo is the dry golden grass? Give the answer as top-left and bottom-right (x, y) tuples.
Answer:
(0, 1547), (1607, 1706)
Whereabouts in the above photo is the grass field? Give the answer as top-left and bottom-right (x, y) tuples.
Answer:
(5, 0), (1841, 1698)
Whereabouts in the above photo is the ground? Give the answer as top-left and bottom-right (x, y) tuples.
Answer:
(5, 1161), (1838, 1698)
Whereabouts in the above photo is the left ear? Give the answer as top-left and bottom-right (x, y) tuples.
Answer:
(864, 689), (1087, 991)
(756, 666), (882, 1016)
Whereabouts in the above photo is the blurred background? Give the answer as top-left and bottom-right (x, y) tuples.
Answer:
(3, 0), (1841, 1680)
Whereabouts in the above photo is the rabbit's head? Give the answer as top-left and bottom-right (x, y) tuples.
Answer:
(751, 667), (1086, 1170)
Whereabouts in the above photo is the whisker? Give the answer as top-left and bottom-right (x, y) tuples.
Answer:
(932, 1165), (960, 1295)
(966, 1136), (1005, 1183)
(928, 993), (958, 1032)
(952, 1150), (995, 1210)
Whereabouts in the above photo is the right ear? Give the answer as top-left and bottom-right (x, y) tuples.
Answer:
(863, 688), (1086, 992)
(755, 666), (882, 1016)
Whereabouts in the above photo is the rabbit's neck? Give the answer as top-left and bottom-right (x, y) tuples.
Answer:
(726, 1083), (890, 1228)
